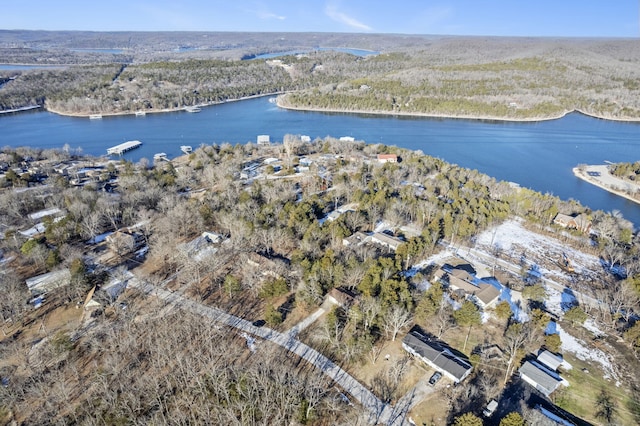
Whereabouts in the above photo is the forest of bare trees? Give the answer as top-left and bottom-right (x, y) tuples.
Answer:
(1, 136), (640, 423)
(2, 33), (640, 120)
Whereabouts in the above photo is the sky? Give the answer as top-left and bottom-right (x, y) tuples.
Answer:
(0, 0), (638, 38)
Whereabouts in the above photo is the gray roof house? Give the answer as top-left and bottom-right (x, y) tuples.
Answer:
(370, 232), (404, 252)
(402, 327), (473, 383)
(536, 349), (572, 372)
(26, 269), (71, 296)
(519, 360), (568, 397)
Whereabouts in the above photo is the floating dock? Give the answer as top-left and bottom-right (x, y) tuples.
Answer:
(107, 140), (142, 155)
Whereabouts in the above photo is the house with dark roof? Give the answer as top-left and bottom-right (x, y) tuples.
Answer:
(402, 327), (473, 383)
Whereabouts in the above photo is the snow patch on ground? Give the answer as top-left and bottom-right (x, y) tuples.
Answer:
(444, 294), (461, 310)
(557, 324), (618, 383)
(241, 332), (258, 353)
(544, 286), (577, 317)
(88, 231), (113, 245)
(583, 318), (605, 337)
(374, 221), (392, 233)
(475, 219), (599, 280)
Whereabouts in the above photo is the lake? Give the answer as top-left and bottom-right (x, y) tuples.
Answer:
(0, 97), (638, 225)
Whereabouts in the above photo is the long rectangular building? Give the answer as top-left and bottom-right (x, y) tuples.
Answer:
(402, 326), (473, 383)
(107, 140), (142, 155)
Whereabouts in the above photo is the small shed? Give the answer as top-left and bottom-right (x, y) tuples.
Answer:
(537, 349), (572, 371)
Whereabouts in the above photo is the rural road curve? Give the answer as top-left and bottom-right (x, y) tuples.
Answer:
(128, 277), (411, 425)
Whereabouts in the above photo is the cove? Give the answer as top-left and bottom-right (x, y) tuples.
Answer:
(0, 97), (638, 226)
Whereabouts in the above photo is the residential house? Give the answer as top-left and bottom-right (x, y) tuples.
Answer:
(178, 231), (224, 261)
(473, 284), (501, 309)
(519, 360), (568, 397)
(342, 231), (370, 247)
(370, 232), (404, 252)
(377, 154), (398, 164)
(246, 252), (281, 278)
(402, 326), (473, 383)
(106, 230), (145, 255)
(553, 213), (591, 234)
(436, 264), (500, 308)
(326, 287), (358, 309)
(26, 269), (71, 296)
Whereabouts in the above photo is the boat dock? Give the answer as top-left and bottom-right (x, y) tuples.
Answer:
(181, 145), (193, 154)
(107, 140), (142, 155)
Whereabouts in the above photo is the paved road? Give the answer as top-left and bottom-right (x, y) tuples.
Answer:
(128, 277), (409, 425)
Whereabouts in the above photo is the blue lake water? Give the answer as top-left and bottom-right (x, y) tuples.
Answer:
(0, 97), (638, 225)
(248, 47), (379, 60)
(0, 64), (67, 71)
(70, 48), (125, 55)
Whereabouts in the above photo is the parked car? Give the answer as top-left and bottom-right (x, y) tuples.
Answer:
(428, 371), (442, 386)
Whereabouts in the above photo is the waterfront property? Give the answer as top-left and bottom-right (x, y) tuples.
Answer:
(1, 97), (639, 225)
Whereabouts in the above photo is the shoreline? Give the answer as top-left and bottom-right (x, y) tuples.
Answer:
(43, 92), (284, 118)
(9, 92), (640, 124)
(274, 95), (640, 124)
(573, 165), (640, 206)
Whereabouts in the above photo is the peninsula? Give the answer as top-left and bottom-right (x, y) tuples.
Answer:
(574, 164), (640, 205)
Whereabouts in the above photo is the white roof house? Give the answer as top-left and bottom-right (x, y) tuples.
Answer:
(537, 349), (572, 372)
(26, 269), (71, 295)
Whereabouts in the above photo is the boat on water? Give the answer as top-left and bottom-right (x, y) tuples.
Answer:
(134, 111), (146, 116)
(185, 106), (201, 113)
(153, 153), (168, 161)
(181, 145), (193, 154)
(89, 114), (102, 120)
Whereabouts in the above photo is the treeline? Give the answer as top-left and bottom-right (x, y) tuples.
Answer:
(3, 51), (402, 114)
(280, 51), (640, 120)
(4, 38), (640, 119)
(610, 161), (640, 181)
(0, 65), (123, 111)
